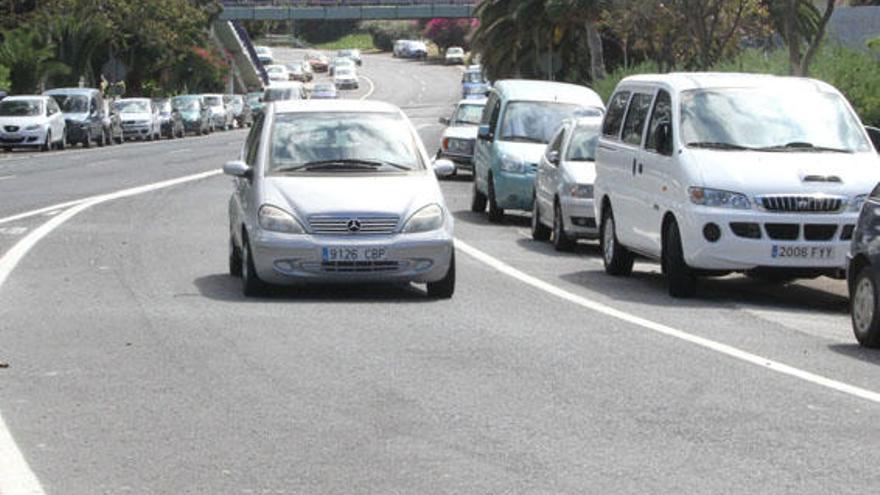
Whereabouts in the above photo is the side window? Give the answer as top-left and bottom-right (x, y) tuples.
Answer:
(488, 100), (502, 132)
(602, 91), (631, 138)
(90, 97), (98, 115)
(546, 127), (566, 159)
(244, 114), (264, 166)
(621, 93), (653, 146)
(480, 94), (497, 125)
(645, 90), (673, 155)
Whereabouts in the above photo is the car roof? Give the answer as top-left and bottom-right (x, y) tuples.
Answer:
(619, 72), (839, 94)
(44, 87), (99, 96)
(2, 95), (51, 102)
(273, 99), (401, 115)
(266, 82), (303, 89)
(117, 97), (151, 102)
(458, 98), (487, 106)
(493, 80), (604, 108)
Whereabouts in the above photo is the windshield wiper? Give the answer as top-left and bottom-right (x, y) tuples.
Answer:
(758, 142), (852, 153)
(504, 135), (545, 144)
(276, 159), (413, 173)
(687, 141), (754, 151)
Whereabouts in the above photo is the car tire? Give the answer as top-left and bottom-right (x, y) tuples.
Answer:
(83, 129), (92, 148)
(852, 264), (880, 348)
(229, 234), (243, 278)
(427, 251), (455, 299)
(241, 238), (267, 297)
(97, 129), (106, 147)
(487, 174), (504, 223)
(470, 180), (487, 213)
(41, 131), (51, 152)
(58, 130), (67, 150)
(553, 202), (576, 252)
(600, 206), (634, 276)
(531, 196), (551, 241)
(663, 219), (697, 298)
(115, 133), (124, 145)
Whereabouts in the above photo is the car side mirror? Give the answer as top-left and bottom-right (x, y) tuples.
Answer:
(547, 150), (560, 165)
(439, 117), (450, 126)
(866, 126), (880, 153)
(478, 124), (493, 142)
(432, 158), (456, 178)
(223, 160), (252, 179)
(654, 122), (673, 156)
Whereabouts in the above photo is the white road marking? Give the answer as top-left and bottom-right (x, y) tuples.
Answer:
(455, 238), (880, 405)
(0, 227), (28, 235)
(0, 175), (14, 181)
(0, 168), (221, 495)
(169, 148), (192, 155)
(359, 75), (376, 100)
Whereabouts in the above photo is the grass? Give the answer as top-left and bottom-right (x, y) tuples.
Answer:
(314, 33), (376, 51)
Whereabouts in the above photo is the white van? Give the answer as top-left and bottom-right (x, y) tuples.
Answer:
(593, 73), (880, 297)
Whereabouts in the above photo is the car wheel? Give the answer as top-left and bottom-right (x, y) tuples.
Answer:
(531, 196), (551, 241)
(229, 234), (243, 278)
(115, 132), (124, 145)
(83, 129), (92, 148)
(553, 202), (576, 252)
(470, 180), (487, 213)
(852, 264), (880, 348)
(600, 206), (634, 276)
(241, 238), (267, 297)
(426, 251), (455, 299)
(97, 129), (106, 147)
(487, 174), (504, 223)
(58, 130), (67, 150)
(663, 219), (697, 298)
(1, 147), (10, 152)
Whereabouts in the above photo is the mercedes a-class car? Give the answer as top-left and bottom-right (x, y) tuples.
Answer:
(224, 100), (457, 298)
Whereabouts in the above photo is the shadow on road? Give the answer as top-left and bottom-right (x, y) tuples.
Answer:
(514, 236), (602, 259)
(827, 343), (880, 366)
(452, 209), (530, 228)
(193, 273), (435, 303)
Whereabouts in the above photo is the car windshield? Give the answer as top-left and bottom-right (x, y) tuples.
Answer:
(314, 84), (335, 92)
(0, 99), (41, 116)
(157, 101), (171, 113)
(336, 68), (354, 77)
(500, 102), (600, 144)
(115, 100), (150, 113)
(681, 88), (872, 153)
(52, 94), (89, 113)
(448, 48), (463, 55)
(269, 112), (424, 173)
(454, 104), (484, 125)
(172, 98), (199, 111)
(264, 88), (299, 102)
(566, 124), (599, 161)
(463, 72), (484, 84)
(246, 94), (261, 105)
(203, 96), (222, 106)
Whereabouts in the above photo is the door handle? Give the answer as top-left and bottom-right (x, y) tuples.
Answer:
(631, 159), (637, 176)
(638, 163), (643, 174)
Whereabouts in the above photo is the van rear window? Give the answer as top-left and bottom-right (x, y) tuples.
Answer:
(602, 91), (630, 138)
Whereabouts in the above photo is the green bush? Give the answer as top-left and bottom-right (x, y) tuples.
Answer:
(0, 64), (9, 90)
(362, 20), (420, 52)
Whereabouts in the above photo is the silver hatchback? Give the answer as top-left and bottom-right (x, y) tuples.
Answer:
(224, 99), (457, 297)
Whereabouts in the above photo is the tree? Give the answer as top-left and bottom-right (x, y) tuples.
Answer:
(671, 0), (769, 70)
(471, 0), (557, 80)
(423, 18), (475, 52)
(40, 7), (110, 87)
(0, 27), (68, 93)
(546, 0), (608, 81)
(766, 0), (836, 76)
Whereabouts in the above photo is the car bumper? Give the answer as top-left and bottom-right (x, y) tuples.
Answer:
(122, 125), (152, 137)
(493, 170), (536, 211)
(0, 128), (47, 147)
(679, 208), (857, 272)
(560, 196), (598, 238)
(182, 120), (203, 131)
(66, 125), (90, 142)
(251, 229), (454, 285)
(439, 152), (474, 171)
(335, 81), (359, 89)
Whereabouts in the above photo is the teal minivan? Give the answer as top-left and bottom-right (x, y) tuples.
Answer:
(471, 80), (604, 222)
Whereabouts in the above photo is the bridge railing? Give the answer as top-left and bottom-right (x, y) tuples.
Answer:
(220, 1), (477, 5)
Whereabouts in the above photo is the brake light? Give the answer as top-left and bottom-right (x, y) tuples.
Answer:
(442, 137), (449, 150)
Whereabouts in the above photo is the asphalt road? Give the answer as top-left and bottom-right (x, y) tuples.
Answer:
(1, 49), (879, 494)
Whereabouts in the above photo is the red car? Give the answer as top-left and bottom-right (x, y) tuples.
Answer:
(305, 52), (329, 73)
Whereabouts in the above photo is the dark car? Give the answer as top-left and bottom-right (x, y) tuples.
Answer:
(171, 95), (211, 136)
(156, 98), (185, 138)
(103, 99), (124, 145)
(867, 126), (880, 152)
(225, 94), (253, 128)
(337, 49), (362, 66)
(246, 92), (264, 117)
(43, 87), (107, 147)
(0, 90), (7, 101)
(848, 179), (880, 348)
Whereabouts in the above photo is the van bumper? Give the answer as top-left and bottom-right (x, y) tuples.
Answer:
(493, 170), (536, 211)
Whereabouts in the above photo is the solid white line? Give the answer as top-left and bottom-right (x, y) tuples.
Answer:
(0, 168), (221, 495)
(0, 175), (14, 181)
(454, 238), (880, 405)
(168, 148), (192, 155)
(359, 75), (376, 100)
(0, 199), (90, 226)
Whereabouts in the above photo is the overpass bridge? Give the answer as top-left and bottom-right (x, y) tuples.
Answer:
(219, 0), (477, 21)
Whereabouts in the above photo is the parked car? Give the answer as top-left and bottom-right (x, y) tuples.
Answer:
(223, 99), (456, 298)
(533, 116), (603, 250)
(44, 87), (107, 147)
(393, 40), (411, 58)
(594, 73), (880, 298)
(171, 95), (211, 135)
(437, 98), (486, 176)
(0, 90), (7, 101)
(254, 45), (274, 66)
(202, 94), (232, 131)
(462, 67), (490, 99)
(333, 67), (359, 90)
(445, 47), (466, 65)
(310, 83), (338, 100)
(287, 63), (308, 82)
(265, 64), (290, 83)
(103, 99), (124, 144)
(329, 57), (356, 77)
(305, 52), (329, 72)
(114, 98), (161, 141)
(471, 80), (604, 223)
(0, 95), (67, 151)
(263, 82), (305, 104)
(246, 92), (265, 117)
(848, 182), (880, 348)
(867, 126), (880, 152)
(226, 94), (253, 128)
(156, 98), (185, 138)
(337, 49), (362, 66)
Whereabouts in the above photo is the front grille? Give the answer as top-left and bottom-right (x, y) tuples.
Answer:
(803, 224), (837, 241)
(4, 125), (19, 132)
(765, 223), (799, 240)
(321, 261), (400, 273)
(757, 195), (845, 213)
(0, 136), (25, 143)
(730, 222), (762, 239)
(308, 216), (399, 235)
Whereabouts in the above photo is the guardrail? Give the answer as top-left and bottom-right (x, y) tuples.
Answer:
(219, 0), (477, 20)
(221, 1), (477, 5)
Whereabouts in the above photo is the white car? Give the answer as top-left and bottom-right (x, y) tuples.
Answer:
(533, 116), (602, 250)
(445, 47), (465, 65)
(333, 67), (359, 90)
(223, 99), (457, 298)
(594, 72), (880, 297)
(255, 45), (274, 66)
(0, 95), (67, 151)
(265, 64), (290, 82)
(437, 98), (486, 175)
(114, 98), (160, 141)
(201, 94), (233, 131)
(263, 82), (305, 103)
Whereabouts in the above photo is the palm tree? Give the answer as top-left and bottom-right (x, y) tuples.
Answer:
(546, 0), (608, 81)
(44, 12), (110, 87)
(764, 0), (836, 76)
(0, 27), (69, 94)
(471, 0), (553, 81)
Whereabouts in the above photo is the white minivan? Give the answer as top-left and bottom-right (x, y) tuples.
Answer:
(594, 73), (880, 297)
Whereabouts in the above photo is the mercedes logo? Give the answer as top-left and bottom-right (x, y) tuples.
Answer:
(347, 219), (362, 232)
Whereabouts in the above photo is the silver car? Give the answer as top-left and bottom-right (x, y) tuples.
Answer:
(224, 100), (457, 297)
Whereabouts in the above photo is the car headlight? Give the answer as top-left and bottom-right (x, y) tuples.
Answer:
(849, 194), (868, 212)
(688, 187), (751, 209)
(567, 184), (594, 199)
(499, 153), (529, 174)
(24, 124), (42, 131)
(258, 205), (305, 234)
(402, 204), (444, 233)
